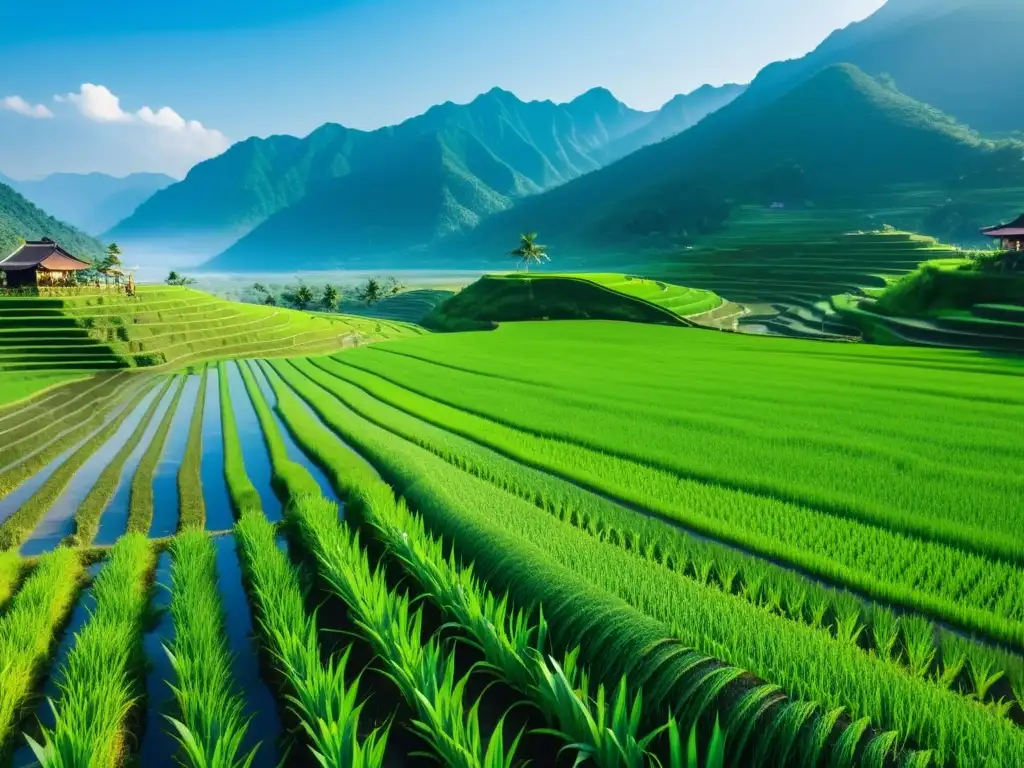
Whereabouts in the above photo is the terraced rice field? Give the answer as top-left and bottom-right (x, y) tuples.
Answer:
(0, 285), (421, 374)
(0, 320), (1021, 766)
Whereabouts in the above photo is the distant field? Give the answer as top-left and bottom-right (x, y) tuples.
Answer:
(0, 320), (1021, 765)
(337, 288), (455, 324)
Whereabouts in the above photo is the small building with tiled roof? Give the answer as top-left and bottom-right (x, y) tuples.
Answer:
(981, 214), (1024, 251)
(0, 238), (92, 289)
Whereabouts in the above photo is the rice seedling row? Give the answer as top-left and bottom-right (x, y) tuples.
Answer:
(240, 366), (528, 767)
(272, 358), (1024, 715)
(176, 369), (208, 531)
(257, 362), (748, 768)
(125, 376), (187, 535)
(262, 360), (920, 767)
(26, 534), (155, 767)
(302, 355), (1024, 649)
(345, 328), (1022, 555)
(266, 357), (1019, 766)
(163, 529), (255, 766)
(0, 547), (83, 758)
(67, 377), (175, 546)
(0, 381), (157, 550)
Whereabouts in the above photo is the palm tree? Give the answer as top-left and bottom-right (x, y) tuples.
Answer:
(509, 232), (549, 273)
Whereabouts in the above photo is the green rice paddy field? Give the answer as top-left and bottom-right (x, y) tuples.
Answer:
(0, 319), (1021, 767)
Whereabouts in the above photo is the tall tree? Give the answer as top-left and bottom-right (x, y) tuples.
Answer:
(509, 232), (550, 273)
(322, 284), (340, 310)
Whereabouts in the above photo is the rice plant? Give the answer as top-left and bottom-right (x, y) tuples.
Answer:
(163, 529), (255, 767)
(25, 534), (154, 767)
(0, 548), (83, 754)
(233, 508), (388, 768)
(266, 357), (1010, 766)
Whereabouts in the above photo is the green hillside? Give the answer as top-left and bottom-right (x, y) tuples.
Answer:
(740, 0), (1024, 134)
(424, 273), (721, 330)
(0, 182), (105, 262)
(338, 288), (456, 324)
(0, 286), (420, 372)
(466, 65), (1024, 256)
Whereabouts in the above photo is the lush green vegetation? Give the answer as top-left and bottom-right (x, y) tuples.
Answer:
(27, 534), (154, 766)
(0, 548), (83, 756)
(0, 299), (1020, 766)
(425, 273), (721, 330)
(165, 530), (254, 766)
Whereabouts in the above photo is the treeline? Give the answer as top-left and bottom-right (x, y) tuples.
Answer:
(245, 276), (406, 312)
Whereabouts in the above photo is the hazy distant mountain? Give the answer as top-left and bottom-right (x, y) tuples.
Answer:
(738, 0), (1024, 133)
(600, 84), (747, 160)
(0, 180), (106, 260)
(463, 64), (1024, 255)
(9, 172), (174, 236)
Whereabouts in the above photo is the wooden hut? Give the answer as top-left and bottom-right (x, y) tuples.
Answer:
(981, 214), (1024, 251)
(0, 238), (91, 289)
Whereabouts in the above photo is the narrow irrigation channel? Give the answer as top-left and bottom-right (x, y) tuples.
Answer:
(20, 386), (162, 555)
(10, 562), (103, 768)
(225, 362), (281, 522)
(202, 367), (234, 530)
(214, 533), (282, 767)
(0, 395), (136, 527)
(138, 550), (176, 768)
(249, 360), (340, 505)
(94, 384), (178, 546)
(150, 375), (201, 538)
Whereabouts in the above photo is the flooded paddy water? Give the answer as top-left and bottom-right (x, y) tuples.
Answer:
(0, 394), (142, 528)
(20, 385), (162, 555)
(201, 368), (235, 530)
(94, 382), (179, 546)
(214, 533), (282, 767)
(138, 550), (177, 767)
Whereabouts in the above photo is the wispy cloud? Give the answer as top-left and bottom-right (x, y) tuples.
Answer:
(1, 95), (54, 119)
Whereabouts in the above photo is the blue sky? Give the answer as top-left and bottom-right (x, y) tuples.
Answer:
(0, 0), (886, 179)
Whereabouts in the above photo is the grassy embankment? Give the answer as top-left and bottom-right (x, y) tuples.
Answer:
(424, 273), (722, 331)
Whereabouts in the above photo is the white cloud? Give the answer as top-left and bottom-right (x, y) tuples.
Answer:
(1, 95), (54, 119)
(47, 83), (230, 176)
(58, 83), (131, 123)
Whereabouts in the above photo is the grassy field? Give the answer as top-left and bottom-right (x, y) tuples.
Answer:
(0, 316), (1020, 765)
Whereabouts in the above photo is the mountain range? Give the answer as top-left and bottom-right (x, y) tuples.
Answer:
(6, 172), (175, 236)
(109, 83), (745, 269)
(460, 63), (1024, 258)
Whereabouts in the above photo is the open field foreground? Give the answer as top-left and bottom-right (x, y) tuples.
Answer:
(0, 323), (1020, 766)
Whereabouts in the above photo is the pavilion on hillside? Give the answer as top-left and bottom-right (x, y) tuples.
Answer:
(0, 238), (92, 289)
(981, 214), (1024, 251)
